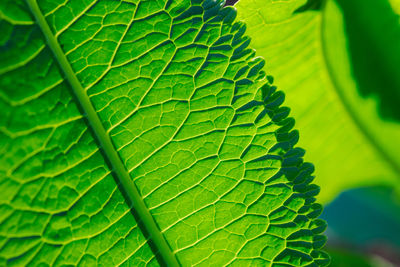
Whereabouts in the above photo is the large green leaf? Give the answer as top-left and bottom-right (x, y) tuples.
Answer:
(0, 0), (328, 265)
(235, 0), (400, 203)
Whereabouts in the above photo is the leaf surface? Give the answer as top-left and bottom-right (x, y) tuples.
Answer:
(0, 0), (328, 266)
(235, 0), (400, 203)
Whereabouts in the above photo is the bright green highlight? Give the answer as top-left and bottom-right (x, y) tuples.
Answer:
(0, 0), (328, 265)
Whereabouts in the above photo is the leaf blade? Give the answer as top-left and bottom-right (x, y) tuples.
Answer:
(24, 0), (179, 265)
(0, 0), (328, 265)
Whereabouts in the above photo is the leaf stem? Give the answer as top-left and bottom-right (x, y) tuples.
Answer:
(25, 0), (180, 265)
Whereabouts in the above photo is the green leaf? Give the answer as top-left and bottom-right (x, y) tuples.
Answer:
(235, 0), (400, 203)
(325, 247), (373, 267)
(0, 0), (328, 266)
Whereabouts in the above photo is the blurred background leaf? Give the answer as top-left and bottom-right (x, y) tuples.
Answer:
(233, 0), (400, 265)
(327, 0), (400, 121)
(234, 0), (400, 204)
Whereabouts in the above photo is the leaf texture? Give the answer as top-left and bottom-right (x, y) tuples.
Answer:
(0, 0), (328, 266)
(235, 0), (400, 203)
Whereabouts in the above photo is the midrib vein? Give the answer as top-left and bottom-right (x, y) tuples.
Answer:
(25, 1), (180, 266)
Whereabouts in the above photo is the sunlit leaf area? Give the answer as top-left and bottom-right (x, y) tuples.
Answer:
(0, 0), (399, 266)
